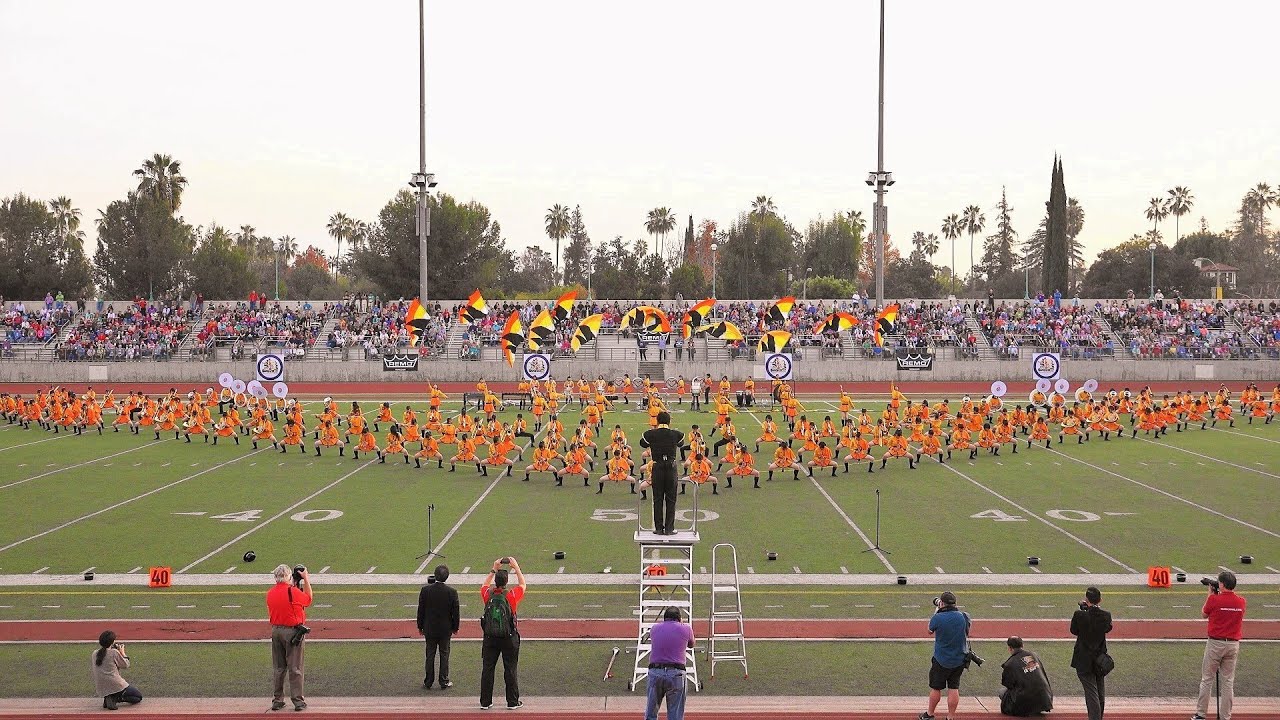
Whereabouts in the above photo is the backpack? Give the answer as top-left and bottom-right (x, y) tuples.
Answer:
(481, 590), (514, 639)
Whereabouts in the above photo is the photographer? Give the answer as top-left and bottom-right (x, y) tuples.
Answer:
(1069, 586), (1112, 720)
(90, 630), (142, 710)
(919, 591), (972, 720)
(644, 607), (695, 720)
(1192, 571), (1246, 720)
(479, 556), (526, 710)
(999, 636), (1053, 716)
(417, 565), (460, 690)
(266, 564), (313, 712)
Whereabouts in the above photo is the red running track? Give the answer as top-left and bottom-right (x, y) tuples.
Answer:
(2, 618), (1276, 642)
(1, 714), (1273, 720)
(0, 380), (1255, 397)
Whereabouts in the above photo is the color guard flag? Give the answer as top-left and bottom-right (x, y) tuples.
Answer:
(813, 311), (858, 334)
(874, 303), (899, 347)
(766, 296), (796, 325)
(457, 289), (490, 325)
(571, 314), (604, 353)
(499, 312), (525, 367)
(702, 320), (744, 342)
(552, 290), (577, 325)
(681, 298), (716, 340)
(758, 329), (792, 353)
(404, 298), (430, 347)
(621, 305), (671, 334)
(527, 309), (556, 352)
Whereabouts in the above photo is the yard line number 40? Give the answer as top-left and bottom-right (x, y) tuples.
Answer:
(208, 510), (344, 522)
(971, 509), (1104, 522)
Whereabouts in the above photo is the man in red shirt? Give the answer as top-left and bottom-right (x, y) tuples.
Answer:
(1193, 570), (1246, 720)
(266, 564), (314, 712)
(479, 557), (526, 710)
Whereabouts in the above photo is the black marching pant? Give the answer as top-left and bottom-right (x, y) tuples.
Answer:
(651, 461), (678, 533)
(480, 635), (520, 707)
(424, 635), (451, 687)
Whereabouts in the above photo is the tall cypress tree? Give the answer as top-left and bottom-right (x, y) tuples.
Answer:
(1041, 156), (1069, 293)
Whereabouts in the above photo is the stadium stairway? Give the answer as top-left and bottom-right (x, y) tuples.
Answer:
(304, 316), (343, 361)
(444, 322), (468, 359)
(1095, 312), (1127, 353)
(960, 310), (999, 359)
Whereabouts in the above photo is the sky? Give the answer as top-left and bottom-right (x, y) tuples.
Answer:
(3, 0), (1279, 284)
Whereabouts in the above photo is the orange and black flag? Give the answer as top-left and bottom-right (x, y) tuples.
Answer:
(766, 296), (796, 325)
(552, 290), (577, 325)
(813, 311), (859, 334)
(703, 320), (744, 342)
(621, 305), (672, 334)
(759, 329), (792, 354)
(527, 309), (556, 352)
(404, 298), (430, 347)
(499, 312), (525, 367)
(571, 314), (604, 353)
(457, 289), (490, 325)
(681, 298), (716, 340)
(874, 303), (899, 347)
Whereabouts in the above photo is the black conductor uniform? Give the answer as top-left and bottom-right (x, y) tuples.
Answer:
(640, 425), (685, 534)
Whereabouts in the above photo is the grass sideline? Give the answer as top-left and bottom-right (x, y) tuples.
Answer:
(2, 397), (1277, 581)
(8, 640), (1280, 699)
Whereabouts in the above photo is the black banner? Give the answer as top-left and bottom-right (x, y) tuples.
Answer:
(382, 353), (419, 372)
(895, 348), (934, 371)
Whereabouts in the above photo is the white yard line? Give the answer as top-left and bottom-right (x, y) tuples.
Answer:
(0, 450), (265, 556)
(0, 445), (149, 491)
(1135, 436), (1280, 481)
(0, 434), (70, 453)
(1207, 426), (1280, 445)
(1033, 444), (1280, 539)
(934, 459), (1137, 573)
(178, 459), (376, 573)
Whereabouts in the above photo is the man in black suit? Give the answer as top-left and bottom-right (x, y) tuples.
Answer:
(416, 565), (460, 689)
(639, 411), (685, 535)
(1069, 586), (1112, 720)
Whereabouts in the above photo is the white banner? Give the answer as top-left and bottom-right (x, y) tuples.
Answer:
(255, 353), (286, 384)
(761, 353), (794, 381)
(522, 353), (552, 381)
(1030, 352), (1062, 381)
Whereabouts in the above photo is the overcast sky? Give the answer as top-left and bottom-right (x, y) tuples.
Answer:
(3, 0), (1278, 282)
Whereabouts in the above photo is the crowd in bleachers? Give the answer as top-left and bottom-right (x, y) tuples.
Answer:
(55, 300), (193, 361)
(977, 300), (1114, 360)
(323, 299), (450, 359)
(192, 302), (327, 360)
(1, 302), (75, 357)
(1100, 298), (1278, 360)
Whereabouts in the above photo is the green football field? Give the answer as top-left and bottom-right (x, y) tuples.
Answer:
(1, 395), (1279, 583)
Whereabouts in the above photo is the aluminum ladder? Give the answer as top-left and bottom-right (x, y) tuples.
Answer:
(708, 542), (748, 678)
(628, 483), (701, 692)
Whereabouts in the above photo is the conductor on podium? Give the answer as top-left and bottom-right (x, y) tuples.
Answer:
(640, 411), (684, 535)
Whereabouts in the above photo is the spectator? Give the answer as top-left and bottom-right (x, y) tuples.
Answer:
(479, 557), (526, 710)
(91, 630), (142, 710)
(417, 565), (460, 690)
(999, 636), (1053, 716)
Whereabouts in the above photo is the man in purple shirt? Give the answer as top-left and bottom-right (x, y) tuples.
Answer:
(645, 608), (694, 720)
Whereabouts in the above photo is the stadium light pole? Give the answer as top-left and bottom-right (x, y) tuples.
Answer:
(710, 242), (718, 302)
(274, 240), (280, 300)
(409, 0), (437, 304)
(866, 0), (890, 308)
(803, 266), (812, 302)
(1148, 242), (1156, 299)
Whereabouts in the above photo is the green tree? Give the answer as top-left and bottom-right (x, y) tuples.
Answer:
(941, 213), (962, 284)
(884, 253), (941, 299)
(277, 236), (299, 264)
(561, 205), (593, 289)
(1041, 156), (1069, 293)
(588, 237), (634, 299)
(1145, 197), (1169, 235)
(803, 275), (857, 299)
(0, 194), (92, 299)
(508, 246), (557, 295)
(327, 212), (352, 269)
(644, 207), (676, 257)
(1081, 237), (1206, 297)
(188, 224), (255, 298)
(978, 187), (1017, 280)
(94, 192), (192, 299)
(1172, 230), (1232, 263)
(668, 262), (707, 299)
(352, 190), (513, 300)
(132, 153), (188, 213)
(718, 208), (798, 299)
(961, 204), (985, 281)
(636, 253), (670, 298)
(284, 262), (332, 299)
(1166, 186), (1194, 244)
(235, 225), (256, 256)
(801, 213), (862, 280)
(544, 204), (570, 281)
(844, 210), (866, 236)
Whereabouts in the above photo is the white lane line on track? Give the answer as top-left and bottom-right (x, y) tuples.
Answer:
(178, 459), (375, 573)
(0, 450), (266, 556)
(936, 458), (1137, 573)
(1134, 436), (1280, 481)
(0, 444), (149, 490)
(1033, 443), (1280, 539)
(0, 434), (70, 453)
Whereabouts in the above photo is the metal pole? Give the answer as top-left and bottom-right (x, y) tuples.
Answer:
(417, 0), (430, 303)
(1149, 249), (1155, 299)
(874, 0), (886, 307)
(1023, 266), (1028, 300)
(274, 246), (279, 300)
(712, 249), (717, 300)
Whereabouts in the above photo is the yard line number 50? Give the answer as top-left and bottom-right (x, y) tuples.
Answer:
(590, 509), (720, 523)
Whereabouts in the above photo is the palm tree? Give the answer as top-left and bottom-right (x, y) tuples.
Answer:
(658, 208), (676, 256)
(844, 210), (866, 236)
(1165, 186), (1194, 243)
(644, 207), (676, 256)
(236, 225), (256, 255)
(48, 196), (81, 238)
(910, 231), (927, 256)
(133, 153), (188, 212)
(923, 233), (940, 258)
(1145, 197), (1168, 234)
(1244, 183), (1275, 232)
(961, 205), (985, 280)
(348, 220), (370, 255)
(327, 212), (351, 268)
(941, 214), (963, 283)
(544, 204), (570, 281)
(277, 236), (299, 264)
(752, 195), (776, 219)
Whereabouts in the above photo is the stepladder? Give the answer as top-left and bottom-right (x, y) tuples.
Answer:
(629, 483), (701, 692)
(708, 542), (747, 679)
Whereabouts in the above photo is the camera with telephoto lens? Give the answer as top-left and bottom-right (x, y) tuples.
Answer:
(931, 596), (942, 609)
(291, 565), (306, 587)
(289, 624), (310, 646)
(964, 650), (984, 668)
(1201, 577), (1220, 594)
(1079, 601), (1090, 611)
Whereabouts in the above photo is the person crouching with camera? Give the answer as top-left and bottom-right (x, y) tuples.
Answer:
(91, 630), (142, 710)
(999, 636), (1053, 716)
(266, 564), (313, 711)
(920, 591), (975, 720)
